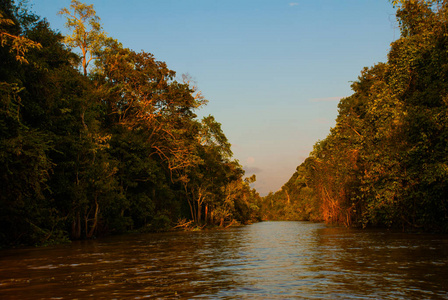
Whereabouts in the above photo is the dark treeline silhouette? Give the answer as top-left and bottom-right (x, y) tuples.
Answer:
(0, 0), (261, 248)
(260, 0), (448, 233)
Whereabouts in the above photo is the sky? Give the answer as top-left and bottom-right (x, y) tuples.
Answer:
(29, 0), (399, 195)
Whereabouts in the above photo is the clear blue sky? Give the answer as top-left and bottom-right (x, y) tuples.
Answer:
(29, 0), (398, 195)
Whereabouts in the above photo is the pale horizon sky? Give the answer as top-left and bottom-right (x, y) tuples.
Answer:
(29, 0), (399, 195)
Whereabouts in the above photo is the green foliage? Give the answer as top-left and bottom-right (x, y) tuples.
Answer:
(260, 162), (321, 222)
(275, 0), (448, 233)
(0, 0), (261, 248)
(58, 0), (107, 75)
(0, 9), (41, 64)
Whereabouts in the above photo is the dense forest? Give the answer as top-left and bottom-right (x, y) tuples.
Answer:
(2, 0), (448, 248)
(261, 0), (448, 233)
(0, 0), (262, 248)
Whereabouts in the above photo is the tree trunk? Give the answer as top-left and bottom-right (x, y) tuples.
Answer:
(71, 212), (81, 239)
(87, 195), (99, 238)
(187, 199), (195, 223)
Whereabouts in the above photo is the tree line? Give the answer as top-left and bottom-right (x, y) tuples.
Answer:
(0, 0), (261, 248)
(261, 0), (448, 233)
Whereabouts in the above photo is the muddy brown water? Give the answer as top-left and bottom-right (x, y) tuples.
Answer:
(1, 221), (447, 299)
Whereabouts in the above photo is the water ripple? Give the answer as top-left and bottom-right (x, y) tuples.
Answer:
(1, 221), (448, 299)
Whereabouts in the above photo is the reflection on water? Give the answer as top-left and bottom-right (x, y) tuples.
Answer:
(1, 221), (447, 299)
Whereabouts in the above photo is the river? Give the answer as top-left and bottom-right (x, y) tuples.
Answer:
(1, 221), (447, 299)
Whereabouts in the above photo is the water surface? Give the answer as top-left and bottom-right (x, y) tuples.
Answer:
(1, 221), (447, 299)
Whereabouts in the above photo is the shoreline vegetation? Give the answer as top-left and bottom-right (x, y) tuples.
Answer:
(0, 0), (262, 249)
(2, 0), (448, 249)
(261, 0), (448, 234)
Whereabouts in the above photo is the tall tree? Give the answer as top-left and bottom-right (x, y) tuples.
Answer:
(58, 0), (106, 76)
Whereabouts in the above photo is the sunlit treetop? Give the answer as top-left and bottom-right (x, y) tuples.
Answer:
(390, 0), (442, 9)
(58, 0), (107, 75)
(0, 11), (41, 64)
